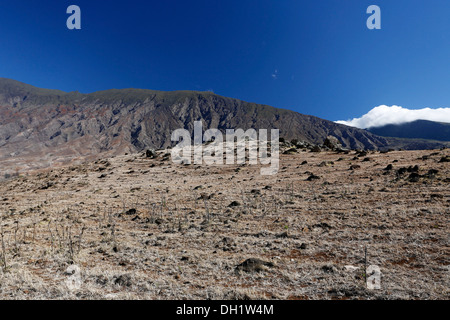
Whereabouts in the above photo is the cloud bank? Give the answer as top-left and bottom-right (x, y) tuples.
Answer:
(336, 105), (450, 129)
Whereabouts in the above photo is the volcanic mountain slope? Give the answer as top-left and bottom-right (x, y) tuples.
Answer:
(367, 120), (450, 142)
(0, 78), (391, 171)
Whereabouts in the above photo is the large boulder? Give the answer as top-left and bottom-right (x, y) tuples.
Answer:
(323, 136), (343, 151)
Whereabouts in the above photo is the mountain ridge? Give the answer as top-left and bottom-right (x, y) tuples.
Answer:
(367, 119), (450, 142)
(0, 78), (447, 172)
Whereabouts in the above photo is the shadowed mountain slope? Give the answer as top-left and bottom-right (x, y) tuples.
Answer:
(367, 120), (450, 142)
(1, 78), (446, 171)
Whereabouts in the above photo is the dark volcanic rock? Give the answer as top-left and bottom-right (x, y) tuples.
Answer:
(228, 201), (241, 207)
(114, 274), (132, 287)
(146, 149), (156, 158)
(408, 173), (421, 182)
(323, 136), (343, 151)
(311, 146), (322, 153)
(125, 208), (137, 215)
(235, 258), (274, 273)
(306, 174), (321, 181)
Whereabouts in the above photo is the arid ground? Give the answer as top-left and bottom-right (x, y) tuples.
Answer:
(0, 146), (448, 300)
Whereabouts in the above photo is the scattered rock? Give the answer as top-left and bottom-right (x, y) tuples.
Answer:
(39, 182), (54, 190)
(218, 237), (237, 252)
(323, 136), (342, 151)
(228, 201), (241, 207)
(318, 161), (334, 167)
(356, 151), (368, 157)
(235, 258), (274, 273)
(114, 274), (132, 287)
(198, 193), (213, 200)
(283, 148), (297, 155)
(222, 237), (235, 246)
(146, 149), (157, 158)
(276, 231), (289, 238)
(311, 146), (321, 153)
(321, 265), (335, 273)
(408, 173), (421, 183)
(125, 208), (137, 215)
(312, 222), (333, 230)
(145, 150), (156, 159)
(306, 174), (321, 181)
(439, 156), (450, 163)
(344, 265), (359, 272)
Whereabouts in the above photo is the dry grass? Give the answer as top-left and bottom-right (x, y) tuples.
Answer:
(0, 147), (448, 300)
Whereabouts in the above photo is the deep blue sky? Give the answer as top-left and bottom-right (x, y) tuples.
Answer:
(0, 0), (449, 121)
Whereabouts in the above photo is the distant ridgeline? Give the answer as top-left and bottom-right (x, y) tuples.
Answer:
(367, 120), (450, 142)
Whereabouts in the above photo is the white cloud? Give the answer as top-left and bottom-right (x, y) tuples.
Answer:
(336, 105), (450, 129)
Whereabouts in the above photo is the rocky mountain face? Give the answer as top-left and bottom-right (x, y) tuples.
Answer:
(0, 77), (428, 172)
